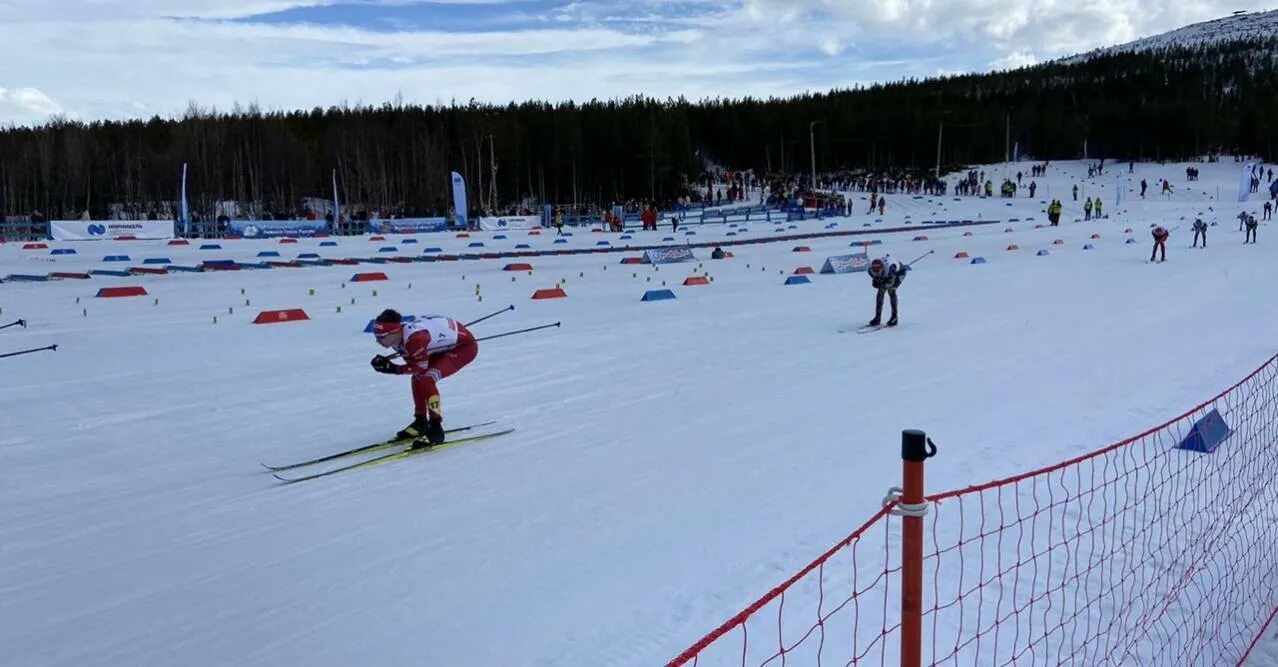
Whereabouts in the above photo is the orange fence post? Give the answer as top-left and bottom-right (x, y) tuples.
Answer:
(898, 429), (936, 667)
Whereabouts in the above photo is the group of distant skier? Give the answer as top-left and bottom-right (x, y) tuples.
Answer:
(364, 159), (1277, 446)
(1152, 209), (1261, 260)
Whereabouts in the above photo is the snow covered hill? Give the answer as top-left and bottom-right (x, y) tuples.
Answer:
(1060, 9), (1278, 64)
(2, 158), (1276, 666)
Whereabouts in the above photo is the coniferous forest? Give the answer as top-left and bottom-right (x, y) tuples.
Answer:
(2, 37), (1276, 221)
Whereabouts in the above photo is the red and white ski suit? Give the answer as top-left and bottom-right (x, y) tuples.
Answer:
(393, 316), (478, 418)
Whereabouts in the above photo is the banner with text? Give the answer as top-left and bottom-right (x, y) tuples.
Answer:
(451, 172), (468, 230)
(642, 247), (697, 264)
(226, 219), (328, 238)
(50, 220), (175, 241)
(477, 215), (540, 231)
(820, 252), (870, 274)
(367, 218), (448, 234)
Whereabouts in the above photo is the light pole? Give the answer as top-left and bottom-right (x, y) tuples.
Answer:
(809, 120), (823, 192)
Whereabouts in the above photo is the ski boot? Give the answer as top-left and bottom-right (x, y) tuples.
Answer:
(396, 414), (432, 441)
(886, 315), (898, 327)
(867, 317), (881, 327)
(408, 414), (447, 449)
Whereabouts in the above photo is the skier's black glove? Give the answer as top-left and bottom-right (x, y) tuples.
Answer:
(371, 355), (399, 374)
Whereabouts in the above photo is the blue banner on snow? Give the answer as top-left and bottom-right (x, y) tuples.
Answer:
(228, 219), (328, 238)
(820, 253), (870, 274)
(642, 247), (697, 264)
(367, 218), (448, 234)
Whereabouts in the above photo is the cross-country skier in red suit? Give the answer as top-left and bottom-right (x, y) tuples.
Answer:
(370, 309), (479, 447)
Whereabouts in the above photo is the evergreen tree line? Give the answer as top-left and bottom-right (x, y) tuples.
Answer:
(1, 37), (1276, 221)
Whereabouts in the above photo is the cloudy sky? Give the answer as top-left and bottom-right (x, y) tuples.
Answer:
(0, 0), (1273, 126)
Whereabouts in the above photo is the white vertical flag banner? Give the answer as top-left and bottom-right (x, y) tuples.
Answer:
(451, 172), (469, 229)
(331, 170), (341, 229)
(1239, 162), (1254, 203)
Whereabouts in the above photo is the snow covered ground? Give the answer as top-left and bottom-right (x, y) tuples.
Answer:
(2, 159), (1275, 666)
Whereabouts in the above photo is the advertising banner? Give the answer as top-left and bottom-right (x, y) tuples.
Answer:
(451, 172), (468, 229)
(477, 215), (540, 231)
(50, 220), (175, 241)
(226, 219), (328, 238)
(820, 253), (870, 274)
(367, 218), (448, 234)
(642, 247), (697, 264)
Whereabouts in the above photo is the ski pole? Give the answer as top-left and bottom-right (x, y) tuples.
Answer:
(382, 321), (559, 360)
(905, 250), (935, 267)
(0, 344), (56, 360)
(474, 322), (561, 343)
(465, 305), (514, 328)
(0, 319), (27, 331)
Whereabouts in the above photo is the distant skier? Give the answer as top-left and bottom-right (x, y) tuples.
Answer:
(1150, 226), (1169, 262)
(1140, 179), (1148, 198)
(1072, 184), (1079, 201)
(1192, 218), (1207, 248)
(1244, 215), (1259, 244)
(866, 256), (908, 327)
(370, 309), (479, 447)
(1265, 201), (1273, 221)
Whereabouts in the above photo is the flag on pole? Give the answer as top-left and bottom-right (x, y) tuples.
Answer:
(1238, 162), (1254, 202)
(452, 172), (469, 229)
(331, 170), (341, 229)
(180, 163), (190, 237)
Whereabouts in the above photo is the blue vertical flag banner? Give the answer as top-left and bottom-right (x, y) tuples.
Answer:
(331, 170), (341, 229)
(1115, 173), (1122, 207)
(452, 172), (469, 229)
(180, 162), (190, 237)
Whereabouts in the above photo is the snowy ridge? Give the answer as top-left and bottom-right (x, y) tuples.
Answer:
(1059, 9), (1278, 65)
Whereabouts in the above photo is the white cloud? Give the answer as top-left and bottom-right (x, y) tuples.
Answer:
(1, 0), (1275, 124)
(0, 86), (66, 125)
(991, 49), (1038, 71)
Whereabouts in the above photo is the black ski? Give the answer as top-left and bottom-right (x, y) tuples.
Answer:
(261, 420), (497, 471)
